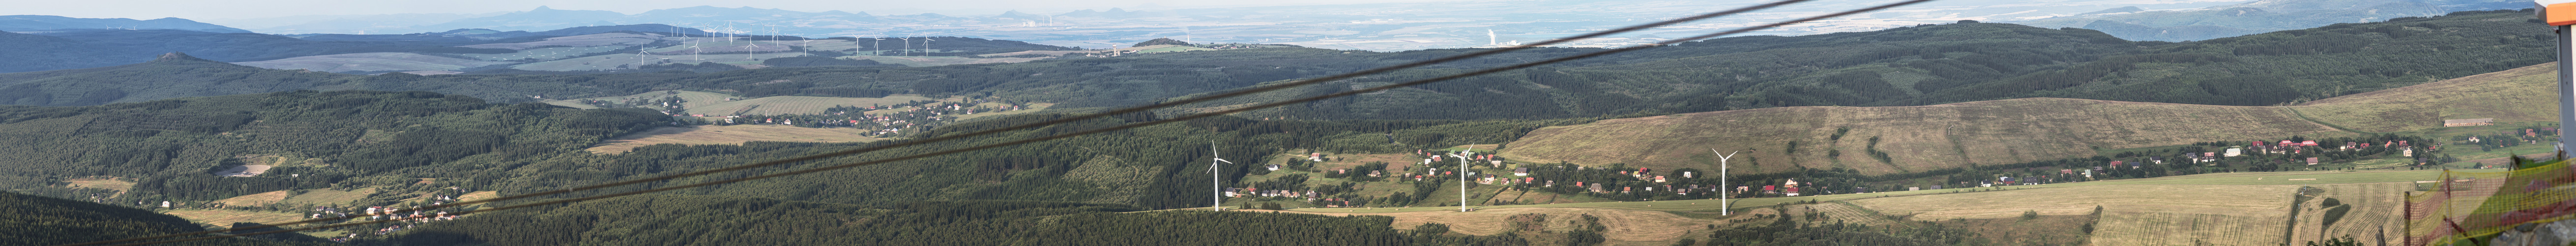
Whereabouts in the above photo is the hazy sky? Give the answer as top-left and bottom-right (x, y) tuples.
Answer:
(3, 0), (1462, 20)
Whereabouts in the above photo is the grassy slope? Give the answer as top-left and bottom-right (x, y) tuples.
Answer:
(1506, 62), (2560, 176)
(585, 124), (882, 154)
(1506, 97), (2347, 176)
(1289, 169), (2457, 245)
(2293, 62), (2560, 133)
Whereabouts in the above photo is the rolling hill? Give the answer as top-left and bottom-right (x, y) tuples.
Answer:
(1500, 62), (2560, 176)
(0, 191), (300, 246)
(0, 15), (249, 33)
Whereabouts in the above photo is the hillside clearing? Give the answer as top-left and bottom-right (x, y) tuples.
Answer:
(213, 190), (293, 207)
(63, 178), (134, 192)
(587, 124), (881, 154)
(163, 209), (304, 227)
(1502, 63), (2560, 176)
(278, 187), (375, 206)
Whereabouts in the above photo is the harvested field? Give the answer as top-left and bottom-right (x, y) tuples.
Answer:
(213, 190), (292, 207)
(1277, 207), (1718, 245)
(586, 125), (881, 154)
(1847, 184), (2296, 246)
(1505, 98), (2353, 176)
(454, 191), (498, 202)
(163, 209), (304, 226)
(2288, 183), (2410, 246)
(1505, 63), (2567, 177)
(1801, 202), (1899, 226)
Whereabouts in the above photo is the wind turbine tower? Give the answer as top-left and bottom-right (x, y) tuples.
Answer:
(1447, 146), (1476, 212)
(1210, 140), (1235, 211)
(1713, 149), (1739, 215)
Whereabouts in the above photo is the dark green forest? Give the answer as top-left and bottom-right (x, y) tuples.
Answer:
(0, 191), (311, 246)
(0, 90), (667, 205)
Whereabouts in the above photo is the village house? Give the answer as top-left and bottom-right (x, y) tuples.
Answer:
(1514, 167), (1529, 176)
(2306, 157), (2320, 165)
(1589, 183), (1606, 193)
(1784, 186), (1800, 196)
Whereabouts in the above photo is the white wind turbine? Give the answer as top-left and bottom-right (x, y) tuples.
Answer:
(872, 38), (884, 56)
(1446, 146), (1476, 212)
(1713, 149), (1739, 215)
(1209, 140), (1235, 211)
(743, 25), (763, 60)
(897, 37), (912, 56)
(922, 37), (936, 56)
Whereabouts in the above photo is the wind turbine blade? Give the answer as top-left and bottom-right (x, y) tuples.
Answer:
(1214, 158), (1234, 164)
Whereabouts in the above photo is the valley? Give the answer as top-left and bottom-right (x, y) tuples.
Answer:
(0, 3), (2569, 246)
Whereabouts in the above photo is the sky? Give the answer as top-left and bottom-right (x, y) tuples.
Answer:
(1, 0), (1465, 21)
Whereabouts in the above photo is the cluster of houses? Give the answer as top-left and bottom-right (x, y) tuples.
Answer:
(692, 98), (1031, 138)
(2171, 140), (2422, 166)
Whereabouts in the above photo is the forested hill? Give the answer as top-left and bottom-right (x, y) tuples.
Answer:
(0, 90), (667, 204)
(1163, 9), (2550, 119)
(0, 10), (2552, 118)
(0, 191), (302, 246)
(0, 53), (615, 106)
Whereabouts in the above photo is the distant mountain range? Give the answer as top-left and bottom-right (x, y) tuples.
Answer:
(2011, 0), (2529, 41)
(0, 24), (723, 73)
(0, 15), (249, 33)
(178, 0), (2526, 51)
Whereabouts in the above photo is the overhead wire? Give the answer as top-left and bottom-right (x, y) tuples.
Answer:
(61, 2), (1819, 245)
(66, 0), (1935, 245)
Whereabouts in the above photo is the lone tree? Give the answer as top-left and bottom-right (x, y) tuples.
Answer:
(1135, 37), (1192, 47)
